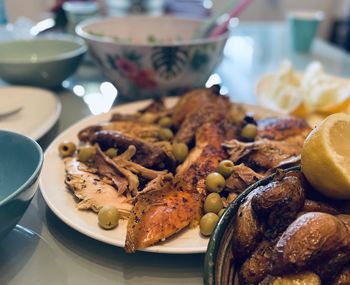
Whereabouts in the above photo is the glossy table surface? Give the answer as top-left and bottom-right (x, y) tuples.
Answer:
(1, 22), (350, 285)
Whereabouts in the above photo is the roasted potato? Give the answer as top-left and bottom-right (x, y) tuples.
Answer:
(338, 214), (350, 230)
(251, 174), (305, 237)
(314, 252), (350, 283)
(301, 199), (339, 215)
(238, 239), (276, 284)
(260, 271), (321, 285)
(231, 188), (264, 261)
(270, 212), (350, 275)
(332, 265), (350, 285)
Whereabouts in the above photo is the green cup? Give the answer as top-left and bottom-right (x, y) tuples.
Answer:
(288, 11), (324, 52)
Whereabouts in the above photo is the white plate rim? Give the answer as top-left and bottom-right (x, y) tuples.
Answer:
(30, 96), (61, 141)
(39, 97), (279, 254)
(0, 86), (62, 140)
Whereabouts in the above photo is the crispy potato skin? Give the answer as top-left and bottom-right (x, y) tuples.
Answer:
(332, 265), (350, 285)
(270, 212), (350, 275)
(238, 239), (277, 284)
(260, 272), (321, 285)
(251, 175), (305, 238)
(301, 199), (339, 215)
(232, 188), (264, 261)
(233, 170), (350, 284)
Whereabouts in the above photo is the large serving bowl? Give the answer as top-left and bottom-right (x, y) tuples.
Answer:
(0, 130), (43, 238)
(203, 166), (300, 285)
(76, 16), (229, 100)
(0, 38), (87, 88)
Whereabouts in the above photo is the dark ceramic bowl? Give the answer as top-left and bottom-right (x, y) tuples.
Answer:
(203, 166), (300, 285)
(0, 130), (43, 238)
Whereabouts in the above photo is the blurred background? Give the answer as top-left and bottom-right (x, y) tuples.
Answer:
(3, 0), (350, 51)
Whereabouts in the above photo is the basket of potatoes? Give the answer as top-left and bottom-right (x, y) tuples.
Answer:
(204, 165), (350, 285)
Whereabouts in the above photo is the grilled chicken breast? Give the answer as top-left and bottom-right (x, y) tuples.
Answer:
(64, 157), (132, 217)
(172, 87), (231, 144)
(125, 123), (226, 252)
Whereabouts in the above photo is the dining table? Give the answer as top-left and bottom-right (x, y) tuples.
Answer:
(1, 21), (350, 285)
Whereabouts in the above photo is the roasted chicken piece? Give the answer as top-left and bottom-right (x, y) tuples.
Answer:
(94, 146), (129, 194)
(90, 130), (175, 170)
(257, 116), (311, 142)
(137, 97), (167, 114)
(78, 121), (162, 143)
(224, 116), (311, 194)
(224, 138), (303, 173)
(225, 164), (264, 193)
(64, 157), (132, 217)
(171, 87), (231, 144)
(125, 123), (226, 252)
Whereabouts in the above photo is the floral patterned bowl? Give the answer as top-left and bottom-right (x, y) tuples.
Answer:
(76, 16), (229, 100)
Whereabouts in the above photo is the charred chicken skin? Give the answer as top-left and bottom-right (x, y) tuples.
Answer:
(125, 123), (226, 252)
(224, 116), (311, 194)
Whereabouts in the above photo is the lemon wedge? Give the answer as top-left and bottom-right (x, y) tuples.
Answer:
(304, 76), (350, 114)
(258, 78), (308, 117)
(301, 113), (350, 199)
(257, 61), (350, 120)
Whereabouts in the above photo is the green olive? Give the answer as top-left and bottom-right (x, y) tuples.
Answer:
(200, 213), (219, 236)
(58, 141), (76, 158)
(218, 160), (235, 178)
(98, 205), (120, 229)
(218, 208), (225, 217)
(105, 147), (117, 158)
(241, 123), (257, 141)
(140, 112), (158, 124)
(77, 145), (96, 162)
(172, 143), (189, 163)
(158, 116), (173, 128)
(205, 172), (225, 193)
(204, 193), (224, 214)
(159, 128), (174, 141)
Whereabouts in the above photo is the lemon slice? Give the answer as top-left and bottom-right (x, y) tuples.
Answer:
(304, 77), (350, 114)
(301, 113), (350, 199)
(301, 61), (323, 91)
(257, 77), (308, 117)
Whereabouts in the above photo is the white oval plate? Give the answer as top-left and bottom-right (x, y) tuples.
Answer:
(39, 97), (278, 254)
(0, 86), (61, 140)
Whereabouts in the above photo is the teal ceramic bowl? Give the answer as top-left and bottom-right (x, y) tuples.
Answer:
(0, 38), (87, 88)
(76, 16), (228, 100)
(0, 130), (43, 238)
(203, 166), (300, 285)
